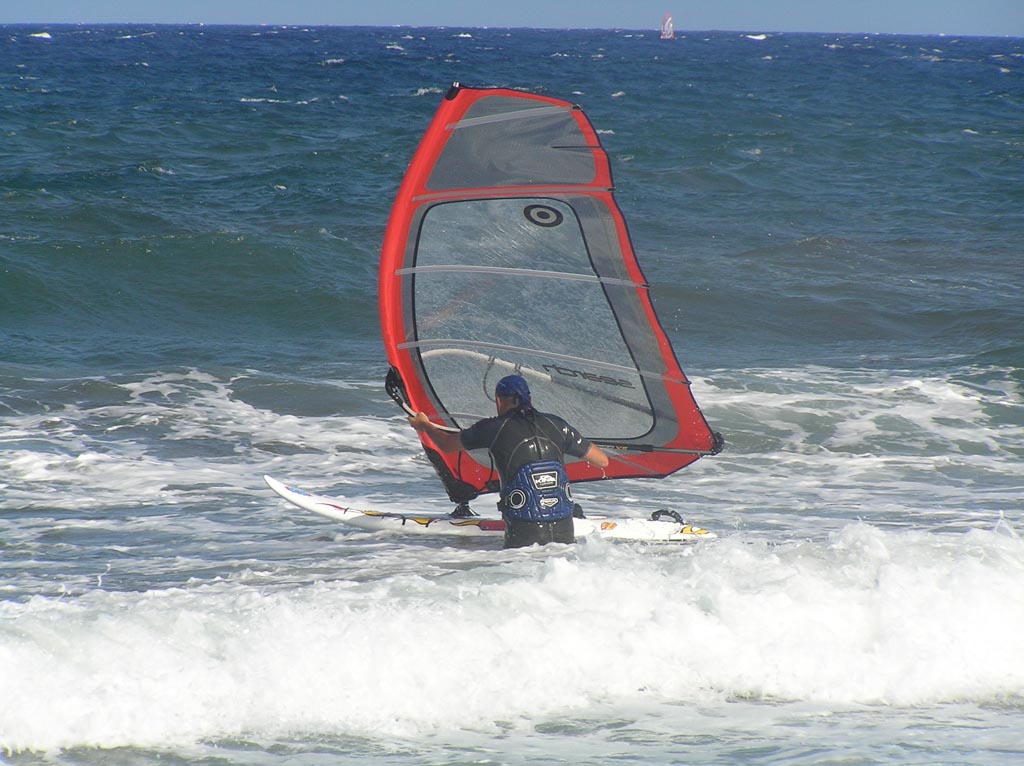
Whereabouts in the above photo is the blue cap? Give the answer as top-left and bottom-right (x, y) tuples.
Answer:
(495, 374), (531, 405)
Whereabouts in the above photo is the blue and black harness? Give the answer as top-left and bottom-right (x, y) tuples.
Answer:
(500, 458), (574, 523)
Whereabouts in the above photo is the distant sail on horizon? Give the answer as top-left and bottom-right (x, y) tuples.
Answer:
(661, 13), (675, 39)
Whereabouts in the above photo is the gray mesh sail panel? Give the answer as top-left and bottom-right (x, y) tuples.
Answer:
(427, 97), (597, 190)
(405, 197), (663, 441)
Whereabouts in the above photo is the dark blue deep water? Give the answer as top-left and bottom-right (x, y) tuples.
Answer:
(1, 25), (1022, 764)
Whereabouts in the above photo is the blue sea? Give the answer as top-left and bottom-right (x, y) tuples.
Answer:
(2, 24), (1023, 765)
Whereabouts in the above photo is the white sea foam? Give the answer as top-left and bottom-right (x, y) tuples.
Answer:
(2, 520), (1022, 752)
(0, 370), (398, 511)
(1, 365), (1018, 529)
(1, 363), (1021, 753)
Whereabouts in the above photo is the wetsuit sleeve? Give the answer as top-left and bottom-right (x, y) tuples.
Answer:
(561, 422), (592, 460)
(459, 417), (499, 452)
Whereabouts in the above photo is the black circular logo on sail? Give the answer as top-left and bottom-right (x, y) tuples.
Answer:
(523, 204), (563, 228)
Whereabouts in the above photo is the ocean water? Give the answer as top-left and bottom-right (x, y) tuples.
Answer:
(1, 24), (1023, 765)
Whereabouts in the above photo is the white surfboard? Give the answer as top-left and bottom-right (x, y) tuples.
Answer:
(264, 475), (714, 543)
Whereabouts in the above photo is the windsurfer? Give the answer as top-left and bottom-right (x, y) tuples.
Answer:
(408, 374), (610, 548)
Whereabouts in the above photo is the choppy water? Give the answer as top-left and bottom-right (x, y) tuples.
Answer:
(1, 25), (1023, 765)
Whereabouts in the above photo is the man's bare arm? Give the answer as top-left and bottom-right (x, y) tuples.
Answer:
(408, 411), (463, 453)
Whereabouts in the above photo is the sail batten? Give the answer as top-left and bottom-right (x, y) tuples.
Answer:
(398, 341), (692, 386)
(449, 104), (571, 130)
(396, 264), (641, 288)
(411, 185), (613, 204)
(379, 84), (719, 495)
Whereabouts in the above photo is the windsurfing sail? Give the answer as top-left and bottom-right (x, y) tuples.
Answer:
(661, 13), (675, 39)
(380, 83), (721, 503)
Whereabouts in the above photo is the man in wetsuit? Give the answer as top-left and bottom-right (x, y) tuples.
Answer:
(408, 374), (610, 548)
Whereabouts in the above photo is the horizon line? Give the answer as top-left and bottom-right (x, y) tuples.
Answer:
(3, 22), (1020, 39)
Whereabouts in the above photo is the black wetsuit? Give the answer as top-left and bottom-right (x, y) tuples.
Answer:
(460, 407), (592, 548)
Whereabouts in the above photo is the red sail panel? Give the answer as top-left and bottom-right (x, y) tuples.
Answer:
(380, 84), (718, 496)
